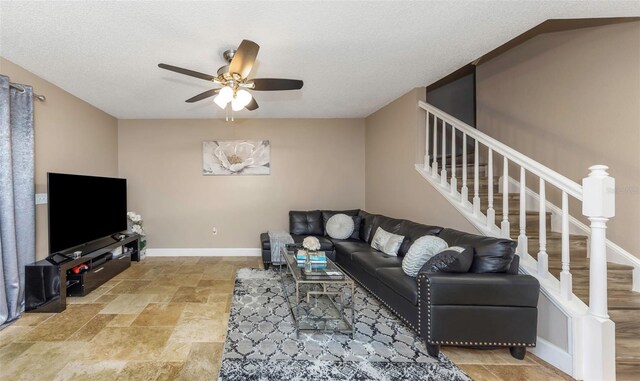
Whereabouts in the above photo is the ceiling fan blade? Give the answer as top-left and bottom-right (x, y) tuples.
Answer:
(229, 40), (260, 79)
(158, 63), (216, 81)
(245, 97), (259, 111)
(251, 78), (303, 91)
(185, 88), (220, 103)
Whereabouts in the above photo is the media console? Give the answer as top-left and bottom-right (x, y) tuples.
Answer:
(24, 234), (141, 313)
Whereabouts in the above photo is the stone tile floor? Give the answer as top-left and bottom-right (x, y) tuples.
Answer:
(0, 256), (573, 380)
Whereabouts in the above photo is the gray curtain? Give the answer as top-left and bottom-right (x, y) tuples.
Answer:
(0, 75), (35, 328)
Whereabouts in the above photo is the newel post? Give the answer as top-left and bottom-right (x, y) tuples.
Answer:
(581, 165), (616, 381)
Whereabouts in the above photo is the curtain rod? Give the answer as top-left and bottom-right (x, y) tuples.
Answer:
(9, 82), (46, 102)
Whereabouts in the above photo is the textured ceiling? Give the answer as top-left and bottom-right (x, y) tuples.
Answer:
(1, 1), (638, 119)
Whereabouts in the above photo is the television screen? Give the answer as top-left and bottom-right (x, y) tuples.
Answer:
(48, 173), (127, 254)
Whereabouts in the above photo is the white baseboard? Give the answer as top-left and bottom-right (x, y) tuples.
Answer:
(146, 248), (261, 257)
(530, 336), (575, 378)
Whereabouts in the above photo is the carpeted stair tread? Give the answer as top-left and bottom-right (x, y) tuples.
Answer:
(540, 254), (633, 271)
(445, 161), (487, 172)
(610, 310), (640, 338)
(515, 231), (588, 243)
(569, 271), (632, 292)
(473, 209), (553, 217)
(572, 289), (640, 310)
(615, 338), (640, 362)
(616, 362), (640, 381)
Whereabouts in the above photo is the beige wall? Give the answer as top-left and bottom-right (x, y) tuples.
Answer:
(364, 87), (478, 232)
(117, 118), (365, 249)
(0, 58), (119, 260)
(476, 22), (640, 256)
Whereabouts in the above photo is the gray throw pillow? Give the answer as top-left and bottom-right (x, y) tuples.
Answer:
(402, 235), (448, 277)
(370, 227), (404, 256)
(326, 213), (355, 239)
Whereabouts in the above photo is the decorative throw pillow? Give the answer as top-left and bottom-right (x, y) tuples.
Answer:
(370, 227), (405, 256)
(402, 236), (448, 277)
(422, 245), (474, 273)
(349, 216), (362, 240)
(326, 214), (355, 239)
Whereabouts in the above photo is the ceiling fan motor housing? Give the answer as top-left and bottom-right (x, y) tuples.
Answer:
(217, 65), (230, 76)
(223, 49), (237, 63)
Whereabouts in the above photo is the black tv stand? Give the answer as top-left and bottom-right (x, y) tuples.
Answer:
(25, 234), (141, 313)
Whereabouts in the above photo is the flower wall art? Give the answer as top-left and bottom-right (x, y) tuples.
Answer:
(202, 140), (271, 175)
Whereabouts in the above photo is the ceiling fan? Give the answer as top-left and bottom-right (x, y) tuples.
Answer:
(158, 40), (303, 112)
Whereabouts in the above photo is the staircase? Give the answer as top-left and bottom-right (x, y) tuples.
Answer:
(461, 171), (639, 380)
(416, 101), (640, 381)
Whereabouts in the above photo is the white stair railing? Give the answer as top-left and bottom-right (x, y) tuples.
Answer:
(418, 101), (616, 381)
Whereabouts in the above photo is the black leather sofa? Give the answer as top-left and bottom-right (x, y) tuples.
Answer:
(260, 209), (540, 359)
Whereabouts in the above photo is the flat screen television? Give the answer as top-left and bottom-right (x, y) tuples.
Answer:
(48, 173), (127, 255)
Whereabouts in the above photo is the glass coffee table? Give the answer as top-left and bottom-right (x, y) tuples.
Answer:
(279, 246), (355, 338)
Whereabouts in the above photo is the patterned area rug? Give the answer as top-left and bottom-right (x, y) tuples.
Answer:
(219, 268), (470, 381)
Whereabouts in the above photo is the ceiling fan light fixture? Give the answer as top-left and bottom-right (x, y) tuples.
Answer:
(231, 89), (252, 111)
(214, 86), (234, 109)
(231, 98), (244, 111)
(213, 95), (228, 109)
(238, 89), (252, 105)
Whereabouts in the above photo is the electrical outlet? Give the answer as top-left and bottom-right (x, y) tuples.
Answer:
(212, 227), (218, 236)
(35, 193), (47, 205)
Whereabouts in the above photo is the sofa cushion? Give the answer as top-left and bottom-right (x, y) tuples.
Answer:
(289, 210), (324, 236)
(397, 220), (444, 256)
(331, 239), (370, 265)
(352, 250), (403, 277)
(349, 216), (362, 240)
(438, 228), (516, 273)
(290, 234), (334, 252)
(376, 267), (418, 305)
(371, 215), (405, 237)
(321, 209), (360, 231)
(422, 245), (474, 273)
(357, 210), (377, 242)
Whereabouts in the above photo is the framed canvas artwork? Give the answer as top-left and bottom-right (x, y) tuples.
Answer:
(202, 140), (270, 175)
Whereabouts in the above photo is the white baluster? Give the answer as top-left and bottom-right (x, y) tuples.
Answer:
(431, 117), (438, 178)
(473, 140), (480, 215)
(486, 148), (495, 228)
(441, 122), (447, 186)
(424, 112), (430, 171)
(582, 165), (616, 381)
(518, 167), (528, 256)
(501, 157), (510, 238)
(461, 133), (468, 203)
(560, 191), (572, 300)
(450, 126), (457, 193)
(537, 179), (548, 278)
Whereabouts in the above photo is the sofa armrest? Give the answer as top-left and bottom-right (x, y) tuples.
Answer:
(417, 272), (540, 307)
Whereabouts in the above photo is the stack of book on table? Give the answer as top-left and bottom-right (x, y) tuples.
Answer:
(296, 250), (327, 269)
